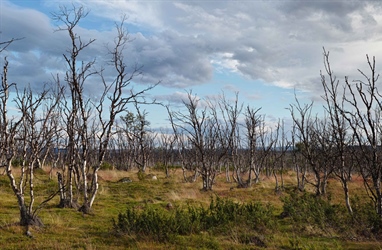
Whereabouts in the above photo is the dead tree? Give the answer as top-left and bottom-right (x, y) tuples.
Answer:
(52, 5), (96, 210)
(132, 104), (151, 172)
(167, 105), (198, 182)
(1, 58), (61, 235)
(169, 91), (225, 191)
(157, 127), (177, 177)
(244, 106), (273, 186)
(15, 84), (62, 221)
(321, 48), (354, 214)
(310, 116), (335, 195)
(291, 126), (307, 191)
(289, 97), (332, 196)
(339, 54), (382, 217)
(90, 16), (158, 208)
(53, 6), (159, 212)
(114, 118), (135, 170)
(1, 58), (29, 227)
(217, 93), (243, 186)
(244, 106), (261, 186)
(270, 119), (291, 193)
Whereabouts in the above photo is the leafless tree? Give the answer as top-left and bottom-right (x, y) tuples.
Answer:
(53, 7), (158, 212)
(244, 106), (260, 186)
(90, 15), (158, 207)
(244, 106), (273, 186)
(289, 97), (316, 193)
(217, 93), (243, 186)
(291, 125), (307, 191)
(157, 127), (177, 177)
(321, 48), (354, 214)
(113, 119), (135, 170)
(1, 57), (62, 236)
(167, 105), (199, 182)
(16, 84), (62, 218)
(134, 105), (152, 172)
(311, 116), (335, 195)
(169, 91), (228, 191)
(1, 58), (29, 227)
(270, 119), (291, 193)
(339, 53), (382, 217)
(289, 96), (333, 196)
(52, 5), (96, 210)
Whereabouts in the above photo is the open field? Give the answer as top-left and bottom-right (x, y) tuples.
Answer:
(0, 168), (381, 249)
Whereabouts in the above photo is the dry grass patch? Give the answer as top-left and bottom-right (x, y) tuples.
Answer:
(98, 169), (131, 182)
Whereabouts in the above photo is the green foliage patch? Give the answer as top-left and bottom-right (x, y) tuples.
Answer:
(100, 161), (114, 170)
(113, 196), (277, 245)
(281, 192), (382, 240)
(351, 195), (382, 238)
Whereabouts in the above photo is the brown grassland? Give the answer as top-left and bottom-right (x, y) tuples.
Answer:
(0, 167), (381, 249)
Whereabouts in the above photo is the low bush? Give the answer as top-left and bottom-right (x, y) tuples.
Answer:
(281, 192), (382, 239)
(100, 161), (114, 170)
(137, 170), (146, 181)
(281, 192), (344, 232)
(351, 196), (382, 238)
(113, 196), (277, 243)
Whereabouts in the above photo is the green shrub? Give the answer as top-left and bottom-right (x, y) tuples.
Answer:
(202, 196), (276, 233)
(113, 197), (277, 243)
(281, 192), (348, 233)
(137, 171), (146, 181)
(351, 196), (382, 238)
(11, 158), (24, 167)
(100, 161), (114, 170)
(153, 162), (165, 171)
(281, 192), (382, 239)
(114, 205), (171, 242)
(153, 162), (181, 173)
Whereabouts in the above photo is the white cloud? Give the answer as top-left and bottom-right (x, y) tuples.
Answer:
(2, 0), (382, 114)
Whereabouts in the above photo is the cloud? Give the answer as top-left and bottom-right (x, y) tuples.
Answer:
(154, 91), (194, 106)
(128, 30), (214, 88)
(1, 2), (54, 51)
(155, 90), (219, 112)
(2, 0), (382, 104)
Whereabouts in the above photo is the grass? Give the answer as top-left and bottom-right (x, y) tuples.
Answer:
(0, 167), (381, 249)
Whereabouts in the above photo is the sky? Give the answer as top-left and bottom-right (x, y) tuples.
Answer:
(1, 0), (382, 131)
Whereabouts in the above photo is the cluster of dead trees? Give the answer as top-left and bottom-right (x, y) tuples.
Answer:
(169, 49), (382, 221)
(288, 48), (382, 219)
(146, 48), (382, 221)
(1, 4), (382, 234)
(0, 5), (158, 231)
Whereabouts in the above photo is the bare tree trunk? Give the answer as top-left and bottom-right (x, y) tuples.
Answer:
(342, 177), (353, 214)
(6, 161), (29, 225)
(225, 163), (231, 182)
(57, 172), (66, 207)
(28, 161), (35, 218)
(248, 163), (253, 187)
(88, 168), (99, 209)
(280, 161), (285, 190)
(273, 170), (279, 193)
